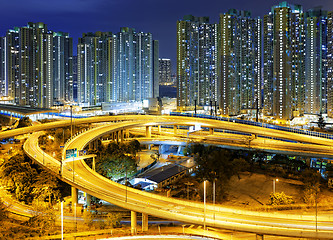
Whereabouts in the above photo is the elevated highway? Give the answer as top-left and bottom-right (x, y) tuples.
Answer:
(18, 115), (333, 238)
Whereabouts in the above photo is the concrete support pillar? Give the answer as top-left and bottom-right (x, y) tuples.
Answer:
(94, 140), (98, 149)
(142, 213), (148, 232)
(256, 234), (264, 240)
(116, 131), (119, 143)
(89, 142), (93, 150)
(71, 187), (78, 206)
(92, 157), (95, 171)
(85, 193), (91, 207)
(158, 125), (161, 134)
(126, 129), (130, 138)
(146, 126), (152, 138)
(209, 128), (214, 135)
(131, 211), (137, 235)
(111, 132), (114, 141)
(120, 129), (124, 142)
(174, 125), (177, 135)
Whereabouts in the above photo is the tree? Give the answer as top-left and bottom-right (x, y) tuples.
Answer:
(31, 170), (60, 205)
(105, 212), (122, 228)
(96, 154), (137, 180)
(83, 210), (95, 228)
(0, 153), (62, 205)
(28, 200), (56, 235)
(268, 192), (294, 205)
(0, 154), (37, 203)
(301, 169), (321, 204)
(126, 139), (141, 156)
(17, 117), (31, 128)
(54, 128), (71, 144)
(317, 114), (325, 129)
(191, 144), (251, 201)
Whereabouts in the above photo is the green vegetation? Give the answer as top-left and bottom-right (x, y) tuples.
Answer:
(90, 140), (141, 181)
(182, 144), (327, 206)
(301, 169), (321, 205)
(0, 152), (71, 237)
(82, 211), (121, 230)
(17, 117), (32, 128)
(38, 127), (71, 159)
(268, 192), (294, 205)
(0, 153), (62, 205)
(187, 144), (250, 201)
(28, 200), (57, 235)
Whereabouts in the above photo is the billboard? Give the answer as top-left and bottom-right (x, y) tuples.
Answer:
(65, 148), (77, 159)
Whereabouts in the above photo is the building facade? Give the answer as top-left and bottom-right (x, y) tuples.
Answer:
(53, 32), (73, 104)
(328, 12), (333, 117)
(305, 9), (328, 115)
(77, 32), (114, 106)
(2, 23), (73, 108)
(77, 28), (159, 106)
(0, 37), (6, 96)
(114, 28), (157, 102)
(263, 2), (305, 120)
(177, 15), (218, 111)
(159, 58), (172, 84)
(219, 10), (262, 116)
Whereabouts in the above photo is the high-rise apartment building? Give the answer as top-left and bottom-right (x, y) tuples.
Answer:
(177, 15), (218, 111)
(159, 58), (172, 84)
(328, 12), (333, 117)
(77, 28), (158, 106)
(2, 23), (73, 108)
(53, 32), (73, 104)
(0, 37), (6, 96)
(304, 9), (328, 115)
(77, 32), (114, 106)
(6, 28), (20, 103)
(11, 22), (54, 108)
(72, 55), (78, 102)
(153, 40), (159, 98)
(114, 28), (156, 102)
(219, 9), (262, 116)
(263, 2), (305, 120)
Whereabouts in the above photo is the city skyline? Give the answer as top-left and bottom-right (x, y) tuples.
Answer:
(1, 0), (332, 72)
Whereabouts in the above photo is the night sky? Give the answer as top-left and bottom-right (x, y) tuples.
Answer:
(1, 0), (333, 72)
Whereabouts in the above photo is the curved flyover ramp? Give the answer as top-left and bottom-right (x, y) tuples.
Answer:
(22, 116), (333, 239)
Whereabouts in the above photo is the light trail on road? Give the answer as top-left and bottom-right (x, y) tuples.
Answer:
(19, 115), (333, 239)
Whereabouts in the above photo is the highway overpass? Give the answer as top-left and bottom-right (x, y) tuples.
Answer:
(16, 115), (333, 239)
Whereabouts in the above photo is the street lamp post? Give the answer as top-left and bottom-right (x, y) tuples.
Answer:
(73, 154), (75, 183)
(204, 180), (207, 230)
(213, 178), (216, 221)
(315, 186), (318, 233)
(125, 167), (128, 202)
(273, 178), (279, 194)
(61, 201), (64, 240)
